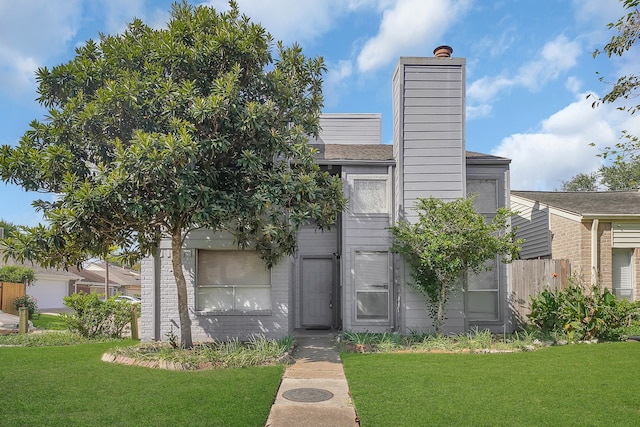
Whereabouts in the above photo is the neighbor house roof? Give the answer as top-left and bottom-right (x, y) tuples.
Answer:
(0, 257), (82, 281)
(70, 263), (140, 287)
(512, 190), (640, 217)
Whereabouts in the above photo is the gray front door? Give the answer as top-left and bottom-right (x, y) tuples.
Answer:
(301, 258), (334, 327)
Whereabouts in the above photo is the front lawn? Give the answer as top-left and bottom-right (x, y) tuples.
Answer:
(343, 342), (640, 426)
(31, 313), (67, 330)
(0, 341), (283, 426)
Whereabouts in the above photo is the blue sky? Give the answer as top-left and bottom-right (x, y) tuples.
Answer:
(0, 0), (638, 227)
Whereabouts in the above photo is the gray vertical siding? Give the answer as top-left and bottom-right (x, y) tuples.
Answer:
(393, 57), (467, 334)
(341, 164), (394, 333)
(401, 60), (466, 217)
(309, 113), (382, 145)
(511, 196), (552, 259)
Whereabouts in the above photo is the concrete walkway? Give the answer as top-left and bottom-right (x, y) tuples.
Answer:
(265, 331), (359, 427)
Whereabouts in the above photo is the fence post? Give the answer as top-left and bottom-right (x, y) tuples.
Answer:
(19, 306), (29, 334)
(130, 305), (139, 340)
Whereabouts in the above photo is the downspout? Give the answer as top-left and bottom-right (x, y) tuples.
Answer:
(591, 219), (599, 286)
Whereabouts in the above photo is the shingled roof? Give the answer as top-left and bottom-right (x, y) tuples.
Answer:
(512, 190), (640, 217)
(312, 144), (509, 163)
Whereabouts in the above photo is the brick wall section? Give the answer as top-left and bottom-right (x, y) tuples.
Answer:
(140, 230), (292, 343)
(550, 214), (589, 281)
(550, 214), (614, 290)
(140, 256), (154, 341)
(598, 222), (612, 289)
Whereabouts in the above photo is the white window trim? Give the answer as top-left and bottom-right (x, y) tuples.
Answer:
(347, 174), (391, 217)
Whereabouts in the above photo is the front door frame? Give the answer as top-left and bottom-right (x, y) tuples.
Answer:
(300, 255), (337, 329)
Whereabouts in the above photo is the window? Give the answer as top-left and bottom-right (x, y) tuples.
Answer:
(467, 258), (499, 321)
(197, 250), (271, 312)
(467, 179), (497, 214)
(349, 175), (389, 215)
(355, 251), (389, 321)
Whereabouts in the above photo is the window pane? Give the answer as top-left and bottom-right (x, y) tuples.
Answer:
(468, 259), (498, 290)
(235, 287), (271, 311)
(353, 179), (387, 214)
(467, 291), (498, 321)
(198, 250), (270, 285)
(467, 179), (497, 213)
(197, 287), (233, 311)
(356, 291), (388, 320)
(355, 252), (388, 289)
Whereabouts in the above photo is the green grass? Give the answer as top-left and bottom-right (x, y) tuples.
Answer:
(31, 313), (67, 330)
(0, 341), (284, 426)
(343, 342), (640, 426)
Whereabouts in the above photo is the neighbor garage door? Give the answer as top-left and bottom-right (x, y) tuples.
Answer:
(28, 279), (68, 310)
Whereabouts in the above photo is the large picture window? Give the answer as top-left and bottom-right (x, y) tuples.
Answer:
(349, 175), (389, 215)
(197, 250), (271, 312)
(355, 251), (390, 321)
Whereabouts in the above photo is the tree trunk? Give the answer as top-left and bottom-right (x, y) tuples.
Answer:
(435, 283), (447, 335)
(171, 230), (193, 348)
(104, 259), (109, 297)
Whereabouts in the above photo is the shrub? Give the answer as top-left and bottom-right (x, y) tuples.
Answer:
(60, 293), (132, 338)
(528, 279), (640, 341)
(0, 265), (35, 285)
(13, 294), (39, 319)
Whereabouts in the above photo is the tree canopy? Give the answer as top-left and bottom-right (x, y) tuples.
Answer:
(389, 197), (521, 334)
(0, 1), (346, 347)
(566, 0), (640, 191)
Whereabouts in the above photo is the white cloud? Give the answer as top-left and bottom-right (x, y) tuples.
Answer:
(467, 35), (582, 117)
(206, 0), (362, 44)
(467, 75), (513, 103)
(466, 104), (492, 120)
(323, 60), (354, 107)
(565, 76), (582, 94)
(99, 0), (146, 34)
(0, 0), (82, 96)
(356, 0), (473, 73)
(493, 92), (633, 190)
(517, 35), (581, 90)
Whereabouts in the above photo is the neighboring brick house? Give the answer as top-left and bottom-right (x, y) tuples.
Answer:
(511, 190), (640, 301)
(140, 49), (515, 342)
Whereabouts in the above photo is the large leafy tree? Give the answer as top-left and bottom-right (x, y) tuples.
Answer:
(567, 1), (640, 191)
(0, 219), (19, 239)
(560, 161), (640, 191)
(587, 0), (640, 182)
(390, 197), (521, 335)
(560, 172), (599, 192)
(0, 2), (346, 348)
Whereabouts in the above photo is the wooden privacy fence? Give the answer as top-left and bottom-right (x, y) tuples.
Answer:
(0, 282), (26, 315)
(510, 259), (571, 327)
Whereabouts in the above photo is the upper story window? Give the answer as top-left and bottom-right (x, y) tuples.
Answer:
(348, 174), (390, 215)
(467, 179), (498, 214)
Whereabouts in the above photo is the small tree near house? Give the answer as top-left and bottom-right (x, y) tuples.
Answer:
(390, 197), (521, 335)
(0, 2), (346, 348)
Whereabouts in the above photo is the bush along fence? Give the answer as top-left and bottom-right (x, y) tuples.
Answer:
(510, 259), (571, 327)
